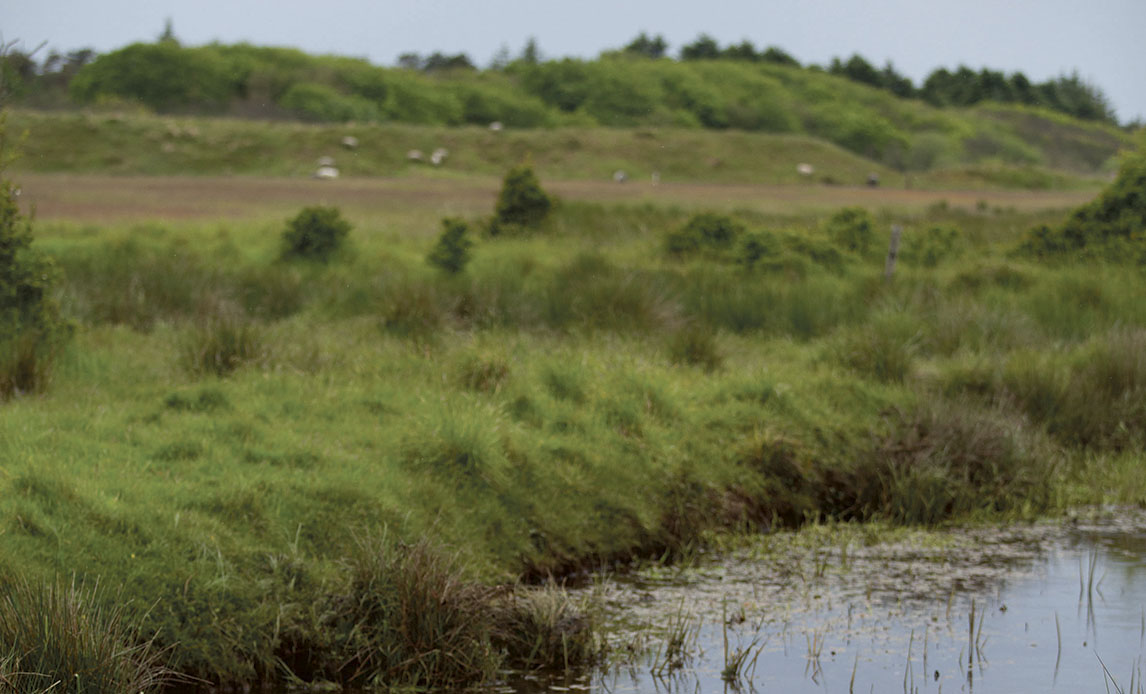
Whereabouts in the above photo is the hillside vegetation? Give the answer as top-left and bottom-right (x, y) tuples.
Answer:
(3, 39), (1132, 180)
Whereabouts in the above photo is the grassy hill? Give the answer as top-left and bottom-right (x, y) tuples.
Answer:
(5, 107), (1125, 191)
(5, 39), (1135, 186)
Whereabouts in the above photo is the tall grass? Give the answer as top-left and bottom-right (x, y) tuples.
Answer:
(851, 395), (1058, 524)
(0, 578), (176, 694)
(321, 535), (501, 689)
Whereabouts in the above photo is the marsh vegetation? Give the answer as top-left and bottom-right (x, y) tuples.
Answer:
(0, 88), (1143, 689)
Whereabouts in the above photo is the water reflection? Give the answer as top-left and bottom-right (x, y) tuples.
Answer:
(509, 509), (1146, 694)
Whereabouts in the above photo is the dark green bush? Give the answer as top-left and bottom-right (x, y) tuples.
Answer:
(664, 213), (744, 258)
(737, 230), (784, 270)
(824, 207), (876, 255)
(0, 173), (72, 398)
(427, 218), (473, 274)
(280, 206), (352, 262)
(490, 165), (552, 235)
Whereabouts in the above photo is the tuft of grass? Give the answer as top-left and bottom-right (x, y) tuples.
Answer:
(852, 395), (1057, 524)
(834, 305), (923, 382)
(492, 583), (602, 671)
(667, 323), (723, 371)
(0, 577), (177, 694)
(0, 330), (65, 399)
(320, 534), (501, 689)
(181, 300), (268, 376)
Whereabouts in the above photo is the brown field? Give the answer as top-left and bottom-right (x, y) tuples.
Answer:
(15, 172), (1097, 226)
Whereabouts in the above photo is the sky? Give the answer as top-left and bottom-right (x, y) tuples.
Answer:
(4, 0), (1145, 124)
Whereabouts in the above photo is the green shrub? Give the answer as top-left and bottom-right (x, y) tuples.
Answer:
(0, 159), (73, 398)
(280, 206), (352, 262)
(490, 165), (552, 235)
(903, 225), (961, 267)
(69, 42), (234, 112)
(0, 577), (176, 694)
(664, 212), (744, 258)
(426, 218), (473, 274)
(279, 81), (380, 122)
(824, 207), (876, 255)
(737, 230), (783, 269)
(1014, 140), (1146, 261)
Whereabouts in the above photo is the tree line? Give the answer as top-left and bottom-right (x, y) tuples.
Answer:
(0, 28), (1121, 129)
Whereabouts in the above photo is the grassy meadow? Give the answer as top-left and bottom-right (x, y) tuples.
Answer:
(2, 113), (1145, 690)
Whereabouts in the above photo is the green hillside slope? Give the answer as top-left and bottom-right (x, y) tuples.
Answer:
(6, 40), (1133, 181)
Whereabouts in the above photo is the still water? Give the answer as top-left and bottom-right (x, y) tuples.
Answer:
(509, 509), (1146, 694)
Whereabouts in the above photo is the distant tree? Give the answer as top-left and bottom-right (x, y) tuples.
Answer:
(830, 54), (883, 89)
(1008, 72), (1035, 104)
(520, 37), (541, 65)
(158, 18), (179, 45)
(760, 46), (800, 67)
(426, 218), (473, 274)
(489, 44), (512, 70)
(0, 48), (37, 98)
(1039, 72), (1114, 122)
(680, 34), (721, 61)
(622, 32), (668, 59)
(722, 40), (758, 62)
(879, 62), (915, 98)
(491, 164), (552, 234)
(422, 52), (475, 72)
(397, 52), (422, 70)
(976, 68), (1013, 103)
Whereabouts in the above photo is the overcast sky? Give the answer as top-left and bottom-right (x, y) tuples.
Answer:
(5, 0), (1145, 123)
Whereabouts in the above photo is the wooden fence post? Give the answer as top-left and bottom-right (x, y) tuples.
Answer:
(884, 224), (903, 281)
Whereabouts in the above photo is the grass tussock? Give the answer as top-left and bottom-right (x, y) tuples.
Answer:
(319, 535), (501, 690)
(0, 330), (65, 399)
(852, 396), (1058, 524)
(0, 578), (177, 694)
(181, 299), (269, 376)
(492, 584), (603, 671)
